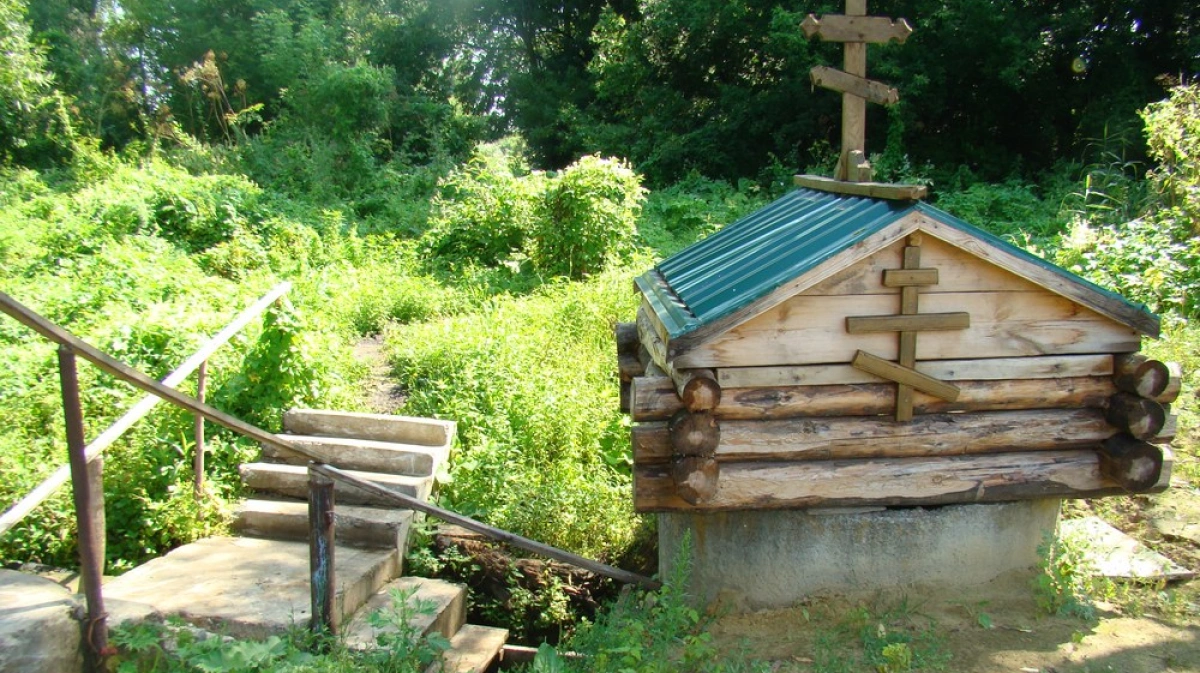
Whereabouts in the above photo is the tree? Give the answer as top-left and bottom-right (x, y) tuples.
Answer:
(0, 0), (74, 166)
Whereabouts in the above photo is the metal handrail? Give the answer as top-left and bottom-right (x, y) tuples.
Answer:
(0, 282), (292, 537)
(0, 287), (660, 655)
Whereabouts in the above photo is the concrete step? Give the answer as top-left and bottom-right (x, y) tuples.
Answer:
(239, 462), (432, 507)
(436, 624), (509, 673)
(233, 498), (415, 550)
(343, 577), (467, 649)
(263, 434), (443, 476)
(284, 408), (455, 448)
(102, 537), (399, 640)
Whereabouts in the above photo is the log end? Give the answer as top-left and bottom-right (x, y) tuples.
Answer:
(672, 457), (719, 505)
(1099, 435), (1165, 492)
(680, 373), (722, 412)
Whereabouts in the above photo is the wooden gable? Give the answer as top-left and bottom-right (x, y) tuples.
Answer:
(653, 209), (1151, 370)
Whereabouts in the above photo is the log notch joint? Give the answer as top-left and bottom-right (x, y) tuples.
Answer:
(848, 233), (968, 421)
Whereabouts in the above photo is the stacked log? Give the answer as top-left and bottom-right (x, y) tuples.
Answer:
(617, 320), (1181, 512)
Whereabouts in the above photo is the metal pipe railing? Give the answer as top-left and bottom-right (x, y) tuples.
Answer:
(0, 282), (292, 536)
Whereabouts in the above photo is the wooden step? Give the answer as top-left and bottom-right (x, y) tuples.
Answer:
(102, 537), (399, 640)
(263, 434), (444, 476)
(342, 577), (468, 649)
(284, 408), (455, 448)
(233, 498), (415, 550)
(437, 624), (509, 673)
(239, 463), (432, 507)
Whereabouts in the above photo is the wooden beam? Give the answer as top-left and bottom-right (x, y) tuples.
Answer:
(672, 457), (719, 505)
(883, 268), (939, 287)
(1106, 393), (1166, 440)
(1098, 435), (1165, 492)
(717, 354), (1114, 389)
(1154, 361), (1182, 404)
(1112, 353), (1170, 399)
(633, 449), (1166, 512)
(811, 65), (900, 106)
(800, 13), (914, 44)
(637, 308), (721, 411)
(851, 350), (960, 401)
(633, 408), (1117, 464)
(630, 375), (1117, 422)
(668, 410), (719, 458)
(846, 312), (971, 333)
(794, 174), (928, 201)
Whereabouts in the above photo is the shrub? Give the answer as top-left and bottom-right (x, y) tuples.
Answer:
(421, 144), (545, 268)
(1056, 84), (1200, 319)
(385, 268), (639, 560)
(531, 155), (646, 279)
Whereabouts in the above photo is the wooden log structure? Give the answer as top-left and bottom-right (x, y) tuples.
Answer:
(1113, 353), (1171, 399)
(636, 310), (721, 412)
(630, 375), (1117, 422)
(1105, 392), (1167, 440)
(633, 448), (1170, 512)
(1155, 361), (1183, 404)
(672, 456), (720, 505)
(1098, 434), (1165, 492)
(634, 408), (1116, 464)
(668, 410), (720, 458)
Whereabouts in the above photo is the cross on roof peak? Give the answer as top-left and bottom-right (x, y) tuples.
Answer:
(798, 1), (926, 199)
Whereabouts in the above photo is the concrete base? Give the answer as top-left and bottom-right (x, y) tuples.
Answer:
(659, 500), (1060, 610)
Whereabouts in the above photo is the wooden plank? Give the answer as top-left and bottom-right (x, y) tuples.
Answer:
(633, 449), (1160, 512)
(638, 308), (721, 411)
(633, 408), (1117, 464)
(794, 174), (927, 201)
(846, 312), (970, 333)
(808, 235), (1041, 296)
(895, 241), (922, 421)
(883, 268), (939, 286)
(630, 375), (1117, 422)
(801, 13), (914, 44)
(911, 213), (1160, 337)
(811, 65), (900, 107)
(851, 350), (960, 400)
(676, 290), (1141, 369)
(662, 212), (925, 357)
(717, 354), (1115, 388)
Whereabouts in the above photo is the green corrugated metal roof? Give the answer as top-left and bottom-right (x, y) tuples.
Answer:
(636, 187), (1158, 341)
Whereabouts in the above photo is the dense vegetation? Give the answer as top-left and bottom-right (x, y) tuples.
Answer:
(1, 0), (1197, 660)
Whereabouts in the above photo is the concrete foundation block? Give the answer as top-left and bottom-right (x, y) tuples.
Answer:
(659, 500), (1061, 610)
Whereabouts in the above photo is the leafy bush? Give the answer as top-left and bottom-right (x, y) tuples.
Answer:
(423, 148), (646, 280)
(933, 179), (1066, 248)
(385, 268), (639, 560)
(421, 144), (545, 268)
(530, 155), (646, 279)
(638, 173), (767, 255)
(1056, 84), (1200, 319)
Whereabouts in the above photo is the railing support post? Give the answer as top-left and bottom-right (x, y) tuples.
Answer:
(308, 463), (336, 639)
(193, 360), (207, 503)
(58, 345), (109, 670)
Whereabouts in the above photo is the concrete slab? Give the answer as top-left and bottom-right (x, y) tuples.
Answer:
(1060, 516), (1195, 582)
(343, 577), (466, 648)
(0, 569), (83, 673)
(439, 624), (508, 673)
(102, 536), (399, 639)
(659, 500), (1061, 610)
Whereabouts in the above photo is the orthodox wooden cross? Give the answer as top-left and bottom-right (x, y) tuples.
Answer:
(802, 0), (912, 183)
(846, 234), (970, 421)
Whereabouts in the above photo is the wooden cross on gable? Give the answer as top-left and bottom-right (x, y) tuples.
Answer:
(802, 0), (912, 184)
(846, 234), (970, 422)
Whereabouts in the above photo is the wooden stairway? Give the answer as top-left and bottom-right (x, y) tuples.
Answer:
(105, 409), (507, 673)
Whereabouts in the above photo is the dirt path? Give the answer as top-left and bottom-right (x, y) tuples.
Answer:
(353, 335), (407, 414)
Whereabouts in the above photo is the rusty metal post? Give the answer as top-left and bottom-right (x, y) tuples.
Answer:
(58, 345), (109, 670)
(309, 463), (336, 638)
(193, 360), (207, 502)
